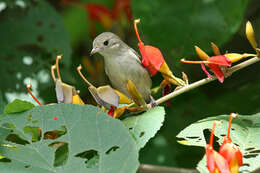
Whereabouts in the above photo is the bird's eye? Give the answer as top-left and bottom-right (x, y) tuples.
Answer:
(103, 40), (109, 46)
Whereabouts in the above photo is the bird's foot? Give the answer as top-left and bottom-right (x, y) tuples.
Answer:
(147, 95), (158, 109)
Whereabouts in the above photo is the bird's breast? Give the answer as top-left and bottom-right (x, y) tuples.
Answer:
(104, 54), (152, 102)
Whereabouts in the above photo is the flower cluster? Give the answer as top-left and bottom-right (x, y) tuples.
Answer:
(206, 113), (243, 173)
(181, 21), (258, 83)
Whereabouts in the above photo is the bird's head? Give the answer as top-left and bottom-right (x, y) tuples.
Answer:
(91, 32), (124, 57)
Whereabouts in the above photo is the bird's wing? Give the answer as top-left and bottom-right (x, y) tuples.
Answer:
(128, 47), (142, 64)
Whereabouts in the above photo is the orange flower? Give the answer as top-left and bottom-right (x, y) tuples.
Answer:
(181, 46), (232, 83)
(133, 19), (165, 76)
(219, 113), (243, 173)
(206, 121), (230, 173)
(134, 19), (186, 88)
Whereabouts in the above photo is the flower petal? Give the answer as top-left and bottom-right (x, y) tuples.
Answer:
(126, 80), (146, 107)
(206, 145), (216, 172)
(225, 53), (255, 63)
(219, 142), (243, 167)
(208, 55), (231, 66)
(208, 64), (225, 83)
(200, 63), (212, 78)
(195, 46), (210, 60)
(139, 44), (165, 76)
(108, 106), (115, 117)
(114, 90), (132, 104)
(213, 150), (230, 173)
(72, 94), (85, 105)
(246, 21), (257, 49)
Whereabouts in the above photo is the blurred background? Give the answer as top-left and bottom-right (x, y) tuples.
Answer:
(0, 0), (260, 169)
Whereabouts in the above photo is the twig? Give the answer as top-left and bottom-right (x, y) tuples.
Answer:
(137, 164), (199, 173)
(156, 57), (260, 105)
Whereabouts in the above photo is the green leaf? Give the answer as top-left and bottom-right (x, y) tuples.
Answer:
(132, 0), (248, 58)
(177, 113), (260, 172)
(4, 99), (35, 114)
(123, 106), (165, 150)
(0, 104), (139, 173)
(0, 0), (71, 95)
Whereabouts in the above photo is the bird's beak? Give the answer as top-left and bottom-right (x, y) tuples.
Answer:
(90, 47), (100, 56)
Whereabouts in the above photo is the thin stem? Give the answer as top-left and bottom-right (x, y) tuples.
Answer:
(180, 59), (210, 64)
(134, 19), (143, 44)
(227, 113), (238, 139)
(210, 121), (218, 147)
(51, 65), (57, 82)
(77, 65), (94, 87)
(56, 55), (62, 80)
(26, 84), (42, 106)
(155, 56), (260, 105)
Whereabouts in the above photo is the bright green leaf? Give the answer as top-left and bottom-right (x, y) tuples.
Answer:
(177, 113), (260, 172)
(0, 104), (139, 173)
(4, 99), (35, 114)
(123, 106), (165, 150)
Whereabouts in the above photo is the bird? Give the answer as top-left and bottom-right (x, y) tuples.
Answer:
(90, 32), (152, 103)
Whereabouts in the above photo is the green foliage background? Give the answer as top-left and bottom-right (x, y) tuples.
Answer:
(1, 0), (260, 172)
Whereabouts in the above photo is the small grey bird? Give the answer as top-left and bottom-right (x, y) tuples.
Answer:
(91, 32), (152, 103)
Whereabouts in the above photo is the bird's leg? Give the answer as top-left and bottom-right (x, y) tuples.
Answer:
(149, 95), (158, 108)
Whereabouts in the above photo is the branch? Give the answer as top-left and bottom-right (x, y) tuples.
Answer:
(137, 164), (199, 173)
(156, 56), (260, 105)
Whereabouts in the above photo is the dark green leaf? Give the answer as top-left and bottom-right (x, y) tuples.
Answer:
(0, 0), (71, 95)
(132, 0), (248, 59)
(4, 99), (34, 114)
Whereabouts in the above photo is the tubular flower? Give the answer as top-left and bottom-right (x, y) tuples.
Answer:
(181, 46), (231, 83)
(181, 42), (256, 83)
(245, 21), (260, 56)
(134, 19), (185, 87)
(51, 56), (85, 105)
(206, 121), (230, 173)
(219, 113), (243, 173)
(77, 65), (132, 118)
(134, 18), (185, 105)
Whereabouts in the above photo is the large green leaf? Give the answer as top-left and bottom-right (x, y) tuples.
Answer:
(122, 106), (165, 150)
(0, 0), (71, 95)
(0, 104), (139, 173)
(132, 0), (248, 59)
(177, 113), (260, 172)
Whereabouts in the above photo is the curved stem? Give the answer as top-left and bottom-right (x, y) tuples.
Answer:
(77, 65), (94, 87)
(134, 19), (143, 44)
(56, 56), (62, 80)
(227, 113), (238, 139)
(51, 65), (57, 82)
